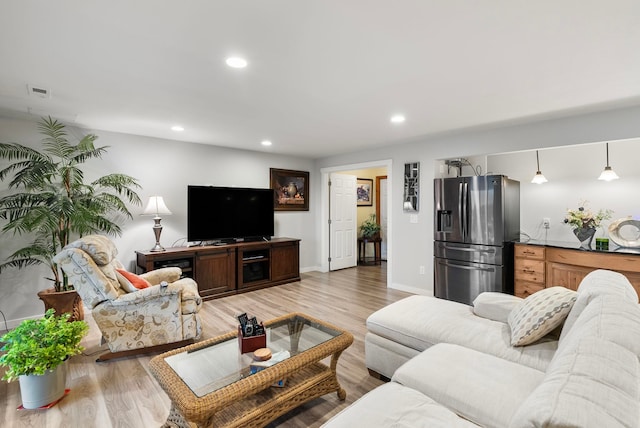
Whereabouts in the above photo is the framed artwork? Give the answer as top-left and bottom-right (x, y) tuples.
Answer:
(356, 178), (373, 206)
(270, 168), (309, 211)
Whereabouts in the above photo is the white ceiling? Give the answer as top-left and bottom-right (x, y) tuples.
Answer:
(1, 1), (640, 158)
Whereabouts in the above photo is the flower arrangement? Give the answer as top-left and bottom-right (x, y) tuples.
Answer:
(563, 201), (613, 230)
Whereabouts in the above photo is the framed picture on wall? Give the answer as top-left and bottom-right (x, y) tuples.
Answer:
(357, 178), (373, 206)
(270, 168), (310, 211)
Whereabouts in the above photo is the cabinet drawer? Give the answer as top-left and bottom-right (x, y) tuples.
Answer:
(515, 281), (545, 299)
(515, 245), (545, 260)
(514, 259), (545, 283)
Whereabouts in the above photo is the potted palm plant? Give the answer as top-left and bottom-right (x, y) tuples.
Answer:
(0, 309), (88, 408)
(0, 117), (141, 320)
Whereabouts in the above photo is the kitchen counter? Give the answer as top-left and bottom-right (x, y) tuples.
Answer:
(513, 240), (640, 300)
(515, 238), (640, 255)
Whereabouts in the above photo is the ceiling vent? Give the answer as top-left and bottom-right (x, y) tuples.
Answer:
(27, 84), (51, 99)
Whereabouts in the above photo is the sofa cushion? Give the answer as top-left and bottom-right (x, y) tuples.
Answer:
(473, 292), (522, 323)
(509, 295), (640, 428)
(321, 382), (480, 428)
(65, 234), (117, 266)
(367, 295), (557, 372)
(508, 286), (576, 346)
(393, 343), (544, 428)
(560, 269), (638, 342)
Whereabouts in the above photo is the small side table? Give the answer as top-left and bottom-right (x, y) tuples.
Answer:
(358, 237), (382, 265)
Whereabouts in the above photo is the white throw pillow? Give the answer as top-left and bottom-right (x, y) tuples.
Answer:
(508, 286), (577, 346)
(473, 292), (523, 323)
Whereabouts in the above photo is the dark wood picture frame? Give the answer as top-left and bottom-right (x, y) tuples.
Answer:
(270, 168), (310, 211)
(357, 178), (373, 206)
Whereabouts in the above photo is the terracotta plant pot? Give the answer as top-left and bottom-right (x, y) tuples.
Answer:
(37, 288), (84, 322)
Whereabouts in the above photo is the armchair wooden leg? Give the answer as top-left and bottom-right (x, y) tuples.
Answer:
(96, 339), (194, 362)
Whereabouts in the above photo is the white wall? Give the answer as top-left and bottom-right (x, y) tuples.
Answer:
(0, 116), (316, 325)
(316, 105), (640, 295)
(487, 140), (640, 243)
(4, 104), (640, 324)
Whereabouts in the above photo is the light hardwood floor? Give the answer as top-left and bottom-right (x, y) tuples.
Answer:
(1, 264), (411, 428)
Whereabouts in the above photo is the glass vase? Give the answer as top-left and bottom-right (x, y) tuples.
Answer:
(573, 227), (596, 248)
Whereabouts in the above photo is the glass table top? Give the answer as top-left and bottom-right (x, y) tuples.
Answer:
(164, 314), (341, 397)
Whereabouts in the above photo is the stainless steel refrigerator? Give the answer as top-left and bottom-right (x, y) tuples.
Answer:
(434, 175), (520, 305)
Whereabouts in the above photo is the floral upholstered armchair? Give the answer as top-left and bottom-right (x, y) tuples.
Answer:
(53, 235), (202, 361)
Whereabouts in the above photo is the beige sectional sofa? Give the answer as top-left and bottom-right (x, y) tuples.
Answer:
(324, 270), (640, 427)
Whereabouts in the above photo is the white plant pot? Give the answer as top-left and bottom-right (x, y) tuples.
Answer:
(18, 363), (66, 409)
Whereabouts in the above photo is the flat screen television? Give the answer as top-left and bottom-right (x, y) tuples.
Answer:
(187, 185), (275, 243)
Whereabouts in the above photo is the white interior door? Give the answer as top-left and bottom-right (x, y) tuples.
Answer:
(379, 178), (388, 259)
(329, 173), (357, 271)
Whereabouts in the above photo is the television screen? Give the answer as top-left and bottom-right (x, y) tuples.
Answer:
(187, 186), (275, 242)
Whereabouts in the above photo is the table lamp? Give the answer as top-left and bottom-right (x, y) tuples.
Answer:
(142, 196), (172, 252)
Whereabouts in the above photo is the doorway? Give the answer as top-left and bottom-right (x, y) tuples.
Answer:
(320, 160), (392, 284)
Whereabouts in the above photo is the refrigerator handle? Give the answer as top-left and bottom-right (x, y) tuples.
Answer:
(462, 181), (469, 240)
(441, 259), (495, 272)
(458, 182), (464, 240)
(439, 244), (496, 254)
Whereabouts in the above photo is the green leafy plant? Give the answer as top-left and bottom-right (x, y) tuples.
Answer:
(360, 213), (381, 238)
(0, 117), (142, 291)
(0, 309), (88, 382)
(564, 200), (613, 230)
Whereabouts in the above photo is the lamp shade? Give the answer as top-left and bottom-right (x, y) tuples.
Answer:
(531, 171), (548, 184)
(530, 150), (547, 184)
(142, 196), (172, 216)
(598, 143), (619, 181)
(598, 167), (619, 181)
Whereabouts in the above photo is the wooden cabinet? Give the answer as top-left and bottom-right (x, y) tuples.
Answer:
(514, 243), (640, 300)
(514, 245), (545, 298)
(136, 238), (300, 300)
(237, 245), (271, 290)
(195, 248), (236, 298)
(546, 247), (640, 297)
(271, 240), (300, 282)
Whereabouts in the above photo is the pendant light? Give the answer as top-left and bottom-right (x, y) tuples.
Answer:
(598, 142), (619, 181)
(531, 150), (548, 184)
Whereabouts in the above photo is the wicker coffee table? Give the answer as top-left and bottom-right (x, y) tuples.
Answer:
(149, 312), (354, 427)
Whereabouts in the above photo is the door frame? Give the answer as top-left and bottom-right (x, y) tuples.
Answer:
(320, 159), (393, 285)
(375, 175), (388, 260)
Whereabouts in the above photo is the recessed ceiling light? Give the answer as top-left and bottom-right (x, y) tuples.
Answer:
(390, 115), (406, 124)
(261, 140), (272, 146)
(171, 125), (184, 132)
(226, 57), (248, 68)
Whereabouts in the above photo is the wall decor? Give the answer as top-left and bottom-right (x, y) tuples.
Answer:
(356, 178), (373, 206)
(270, 168), (309, 211)
(403, 162), (419, 212)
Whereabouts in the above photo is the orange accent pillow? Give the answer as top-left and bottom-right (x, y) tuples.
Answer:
(116, 269), (151, 290)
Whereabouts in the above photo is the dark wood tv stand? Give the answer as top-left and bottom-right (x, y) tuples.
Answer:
(136, 238), (300, 300)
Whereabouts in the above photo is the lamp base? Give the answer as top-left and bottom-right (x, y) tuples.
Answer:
(150, 217), (165, 252)
(150, 243), (166, 252)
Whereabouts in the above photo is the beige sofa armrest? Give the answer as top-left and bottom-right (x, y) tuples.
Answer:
(108, 282), (183, 306)
(472, 292), (523, 323)
(139, 267), (182, 284)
